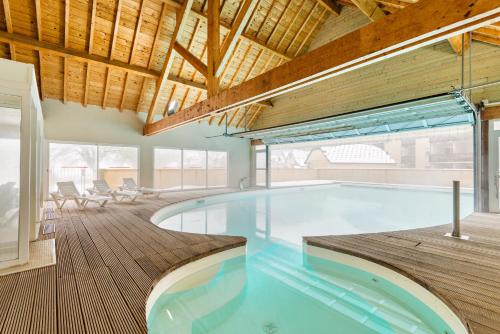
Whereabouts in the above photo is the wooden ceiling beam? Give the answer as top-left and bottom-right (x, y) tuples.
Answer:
(34, 0), (44, 100)
(129, 0), (145, 64)
(207, 0), (220, 97)
(83, 63), (91, 106)
(34, 0), (43, 41)
(350, 0), (386, 21)
(63, 0), (70, 104)
(265, 0), (293, 46)
(173, 41), (208, 77)
(145, 0), (194, 124)
(88, 0), (97, 54)
(109, 0), (123, 59)
(316, 0), (341, 15)
(295, 7), (328, 55)
(102, 68), (111, 109)
(2, 0), (15, 60)
(161, 0), (291, 61)
(145, 0), (500, 135)
(148, 3), (167, 69)
(448, 33), (471, 56)
(0, 31), (207, 95)
(285, 3), (319, 54)
(120, 72), (129, 111)
(473, 32), (500, 46)
(216, 0), (258, 77)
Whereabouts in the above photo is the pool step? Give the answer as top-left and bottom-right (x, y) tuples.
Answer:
(261, 251), (424, 325)
(252, 254), (434, 334)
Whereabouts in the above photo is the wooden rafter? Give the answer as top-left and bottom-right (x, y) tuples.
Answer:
(63, 0), (70, 104)
(129, 0), (145, 64)
(350, 0), (386, 21)
(316, 0), (341, 15)
(145, 0), (194, 124)
(285, 3), (319, 53)
(88, 0), (97, 54)
(207, 0), (220, 97)
(2, 0), (15, 60)
(0, 31), (209, 90)
(148, 3), (167, 69)
(34, 0), (44, 99)
(265, 0), (293, 45)
(295, 7), (328, 54)
(275, 1), (308, 50)
(216, 0), (258, 77)
(83, 63), (91, 106)
(145, 0), (500, 135)
(109, 0), (123, 60)
(120, 72), (129, 111)
(102, 68), (111, 108)
(173, 42), (208, 77)
(448, 33), (471, 55)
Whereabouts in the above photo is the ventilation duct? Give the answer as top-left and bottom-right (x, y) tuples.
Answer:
(232, 92), (476, 145)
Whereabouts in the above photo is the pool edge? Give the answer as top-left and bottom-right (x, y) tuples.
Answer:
(303, 242), (470, 334)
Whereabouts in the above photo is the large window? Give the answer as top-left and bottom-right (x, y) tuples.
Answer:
(268, 125), (473, 189)
(154, 148), (228, 190)
(208, 151), (228, 188)
(154, 148), (182, 190)
(49, 143), (97, 193)
(255, 145), (267, 187)
(183, 150), (207, 189)
(49, 143), (138, 193)
(98, 145), (139, 189)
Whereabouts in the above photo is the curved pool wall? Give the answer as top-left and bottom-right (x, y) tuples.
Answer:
(304, 245), (466, 333)
(148, 184), (472, 334)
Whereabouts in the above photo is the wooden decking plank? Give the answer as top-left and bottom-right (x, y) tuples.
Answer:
(304, 212), (500, 333)
(2, 270), (38, 334)
(0, 273), (20, 332)
(63, 217), (115, 333)
(30, 266), (56, 334)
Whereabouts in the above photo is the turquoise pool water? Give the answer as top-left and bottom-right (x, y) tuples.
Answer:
(148, 184), (473, 334)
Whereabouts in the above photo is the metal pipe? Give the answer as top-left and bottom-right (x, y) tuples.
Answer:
(452, 180), (461, 237)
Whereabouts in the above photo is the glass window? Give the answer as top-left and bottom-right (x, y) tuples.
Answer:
(49, 143), (97, 194)
(269, 125), (473, 188)
(183, 150), (207, 189)
(154, 148), (182, 190)
(0, 101), (21, 262)
(255, 146), (267, 187)
(98, 145), (138, 189)
(207, 151), (227, 188)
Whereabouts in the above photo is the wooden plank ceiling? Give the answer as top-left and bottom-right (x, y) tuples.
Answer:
(0, 0), (499, 130)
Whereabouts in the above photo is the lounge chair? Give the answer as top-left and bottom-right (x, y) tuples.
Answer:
(51, 181), (111, 210)
(121, 178), (168, 199)
(89, 179), (139, 202)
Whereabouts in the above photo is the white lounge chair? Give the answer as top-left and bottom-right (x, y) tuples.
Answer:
(89, 179), (139, 202)
(51, 181), (111, 210)
(121, 178), (168, 199)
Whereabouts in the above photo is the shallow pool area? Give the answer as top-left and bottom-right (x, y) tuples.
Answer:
(148, 184), (473, 334)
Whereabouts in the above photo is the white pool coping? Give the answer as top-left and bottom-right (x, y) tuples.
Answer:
(146, 246), (246, 318)
(304, 244), (468, 334)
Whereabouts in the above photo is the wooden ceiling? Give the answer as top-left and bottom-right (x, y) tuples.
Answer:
(0, 0), (499, 130)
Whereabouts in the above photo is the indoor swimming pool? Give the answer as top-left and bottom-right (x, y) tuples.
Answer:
(147, 184), (474, 334)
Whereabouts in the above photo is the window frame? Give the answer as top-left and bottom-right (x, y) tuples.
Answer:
(47, 140), (140, 195)
(153, 146), (229, 191)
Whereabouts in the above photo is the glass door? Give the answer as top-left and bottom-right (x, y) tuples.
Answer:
(0, 94), (22, 263)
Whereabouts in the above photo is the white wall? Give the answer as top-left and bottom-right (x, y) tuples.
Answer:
(42, 99), (250, 191)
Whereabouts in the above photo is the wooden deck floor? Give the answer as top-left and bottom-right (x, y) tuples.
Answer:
(0, 189), (245, 334)
(3, 189), (500, 334)
(305, 213), (500, 334)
